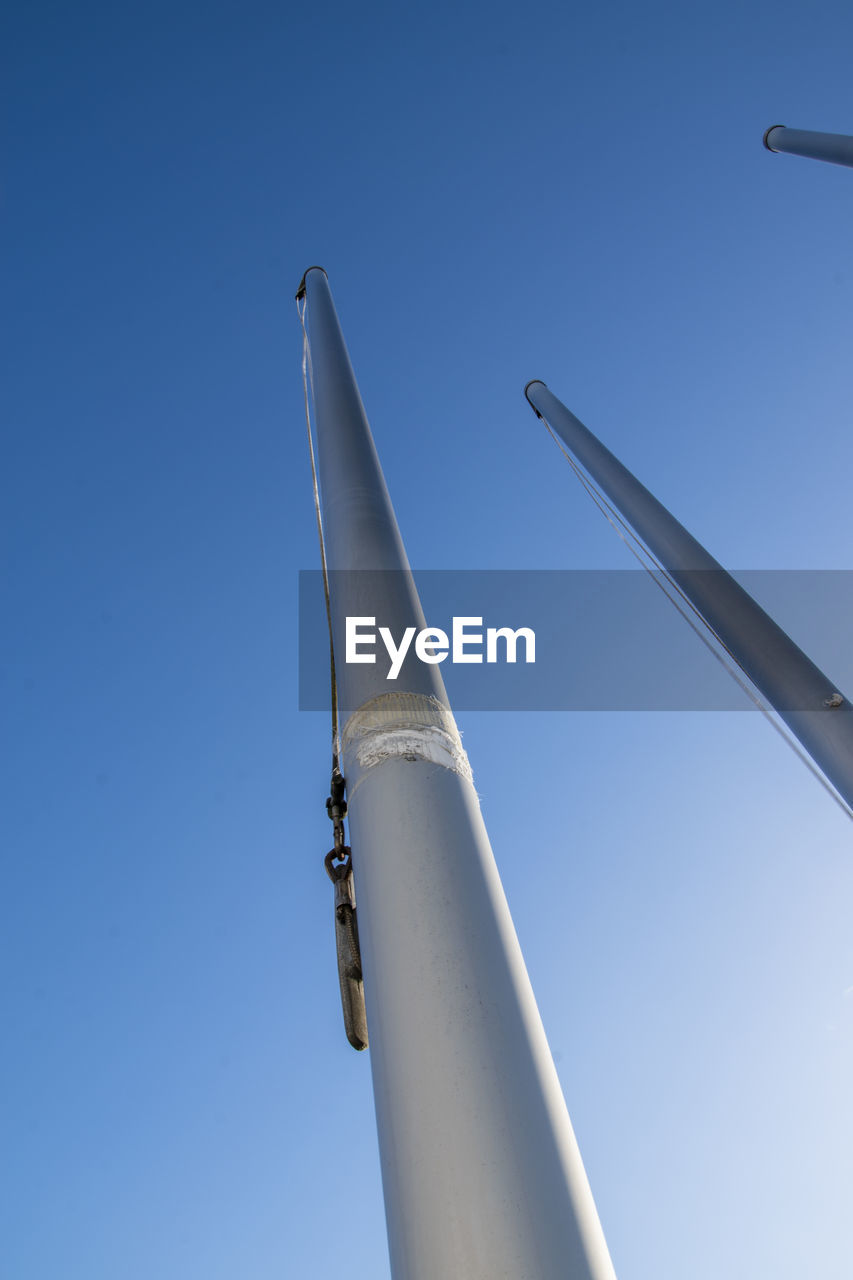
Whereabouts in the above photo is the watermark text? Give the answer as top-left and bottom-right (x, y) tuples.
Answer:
(346, 616), (536, 680)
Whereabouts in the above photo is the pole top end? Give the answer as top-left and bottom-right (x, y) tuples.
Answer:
(524, 380), (547, 417)
(763, 125), (785, 153)
(295, 265), (329, 301)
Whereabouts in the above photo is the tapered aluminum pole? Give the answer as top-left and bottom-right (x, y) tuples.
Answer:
(300, 267), (617, 1280)
(525, 380), (853, 811)
(763, 124), (853, 169)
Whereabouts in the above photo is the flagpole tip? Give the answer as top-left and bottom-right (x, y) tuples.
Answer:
(524, 380), (547, 418)
(763, 124), (784, 152)
(295, 265), (328, 301)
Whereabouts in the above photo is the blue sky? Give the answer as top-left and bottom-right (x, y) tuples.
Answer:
(3, 1), (853, 1276)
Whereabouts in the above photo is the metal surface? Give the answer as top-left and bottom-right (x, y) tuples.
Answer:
(302, 267), (617, 1279)
(763, 124), (853, 169)
(525, 379), (853, 811)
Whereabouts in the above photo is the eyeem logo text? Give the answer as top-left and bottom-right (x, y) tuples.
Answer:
(346, 616), (536, 681)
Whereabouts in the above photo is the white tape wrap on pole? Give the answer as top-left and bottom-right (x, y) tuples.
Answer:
(342, 693), (473, 792)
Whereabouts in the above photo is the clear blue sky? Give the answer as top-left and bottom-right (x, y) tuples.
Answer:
(3, 1), (853, 1276)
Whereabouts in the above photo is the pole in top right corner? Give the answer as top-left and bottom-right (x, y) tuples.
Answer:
(763, 124), (853, 169)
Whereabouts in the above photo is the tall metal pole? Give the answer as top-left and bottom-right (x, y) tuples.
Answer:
(300, 267), (617, 1280)
(524, 380), (853, 811)
(763, 124), (853, 169)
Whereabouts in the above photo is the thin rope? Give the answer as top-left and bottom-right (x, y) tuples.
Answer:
(298, 294), (340, 766)
(542, 420), (853, 823)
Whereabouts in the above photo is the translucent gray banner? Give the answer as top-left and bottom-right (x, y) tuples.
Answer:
(297, 570), (853, 711)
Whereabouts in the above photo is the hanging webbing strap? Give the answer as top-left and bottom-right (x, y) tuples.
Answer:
(325, 846), (369, 1052)
(297, 277), (369, 1049)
